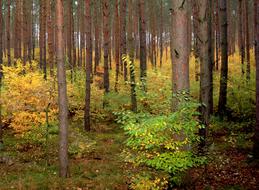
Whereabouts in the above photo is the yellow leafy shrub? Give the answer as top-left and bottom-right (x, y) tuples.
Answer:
(1, 60), (57, 133)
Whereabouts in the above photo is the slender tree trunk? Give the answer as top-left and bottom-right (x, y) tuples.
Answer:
(32, 1), (35, 60)
(23, 0), (28, 64)
(0, 0), (3, 146)
(67, 0), (73, 81)
(103, 0), (110, 93)
(120, 0), (127, 81)
(253, 0), (259, 159)
(139, 0), (147, 91)
(238, 0), (245, 76)
(47, 0), (54, 77)
(6, 0), (11, 66)
(192, 0), (200, 81)
(215, 0), (220, 71)
(128, 0), (137, 112)
(80, 0), (85, 69)
(208, 0), (214, 115)
(218, 0), (228, 116)
(245, 0), (250, 80)
(94, 0), (100, 73)
(159, 0), (163, 68)
(171, 0), (190, 109)
(84, 0), (92, 131)
(56, 0), (69, 178)
(114, 0), (120, 92)
(194, 0), (211, 150)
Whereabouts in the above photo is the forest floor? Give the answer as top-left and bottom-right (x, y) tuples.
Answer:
(0, 116), (259, 190)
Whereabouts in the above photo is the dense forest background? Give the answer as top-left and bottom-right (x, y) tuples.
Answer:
(0, 0), (258, 189)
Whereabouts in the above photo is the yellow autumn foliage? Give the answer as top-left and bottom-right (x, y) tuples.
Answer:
(1, 60), (58, 133)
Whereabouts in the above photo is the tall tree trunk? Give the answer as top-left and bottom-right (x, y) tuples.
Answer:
(159, 0), (163, 68)
(14, 0), (22, 61)
(56, 0), (69, 178)
(218, 0), (228, 116)
(245, 0), (250, 80)
(114, 0), (120, 92)
(208, 0), (214, 115)
(94, 0), (100, 73)
(84, 0), (92, 131)
(103, 0), (110, 93)
(139, 0), (147, 91)
(238, 0), (245, 76)
(171, 0), (190, 109)
(23, 0), (28, 64)
(67, 0), (73, 80)
(40, 0), (47, 79)
(80, 0), (85, 69)
(192, 0), (200, 81)
(194, 0), (211, 151)
(120, 0), (127, 81)
(0, 0), (3, 146)
(215, 0), (220, 71)
(128, 0), (137, 112)
(253, 0), (259, 159)
(47, 0), (54, 77)
(6, 0), (11, 66)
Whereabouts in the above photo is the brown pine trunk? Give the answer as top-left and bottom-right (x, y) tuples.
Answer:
(139, 0), (147, 91)
(114, 0), (120, 92)
(120, 0), (127, 81)
(128, 0), (137, 112)
(67, 0), (73, 80)
(192, 0), (200, 81)
(0, 0), (3, 146)
(103, 0), (110, 93)
(14, 0), (22, 60)
(253, 0), (259, 159)
(171, 0), (190, 108)
(56, 0), (69, 178)
(47, 0), (54, 77)
(22, 0), (28, 64)
(6, 0), (11, 66)
(84, 0), (92, 131)
(40, 0), (47, 78)
(159, 0), (163, 68)
(94, 0), (100, 73)
(218, 0), (228, 116)
(245, 0), (250, 80)
(215, 0), (220, 71)
(194, 0), (211, 150)
(238, 0), (245, 76)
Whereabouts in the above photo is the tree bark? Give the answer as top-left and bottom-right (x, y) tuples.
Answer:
(84, 0), (92, 131)
(94, 0), (100, 73)
(103, 0), (110, 93)
(47, 0), (54, 77)
(238, 0), (245, 76)
(139, 0), (147, 91)
(218, 0), (228, 116)
(159, 0), (163, 68)
(194, 0), (211, 150)
(253, 0), (259, 159)
(245, 0), (250, 80)
(171, 0), (190, 109)
(0, 0), (3, 146)
(56, 0), (69, 178)
(6, 0), (11, 66)
(120, 0), (127, 81)
(114, 0), (120, 92)
(128, 0), (137, 112)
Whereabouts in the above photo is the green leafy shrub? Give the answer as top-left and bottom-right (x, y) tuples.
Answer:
(115, 97), (206, 188)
